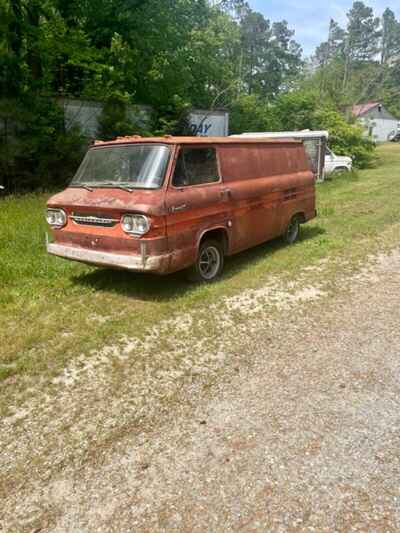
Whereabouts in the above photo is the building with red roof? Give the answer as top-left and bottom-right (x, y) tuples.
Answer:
(352, 102), (399, 142)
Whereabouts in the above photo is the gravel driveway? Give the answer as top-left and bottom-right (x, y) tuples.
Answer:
(2, 247), (400, 532)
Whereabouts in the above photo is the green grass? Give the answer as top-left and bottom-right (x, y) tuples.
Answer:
(1, 143), (400, 389)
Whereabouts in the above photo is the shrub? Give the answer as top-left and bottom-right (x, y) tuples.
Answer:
(229, 90), (375, 169)
(0, 97), (86, 193)
(97, 94), (148, 140)
(152, 95), (191, 136)
(229, 95), (280, 134)
(312, 108), (376, 168)
(272, 91), (318, 131)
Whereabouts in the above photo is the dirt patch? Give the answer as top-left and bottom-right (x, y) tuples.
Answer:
(1, 247), (400, 531)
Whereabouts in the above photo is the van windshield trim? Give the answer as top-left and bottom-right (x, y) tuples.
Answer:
(70, 143), (172, 190)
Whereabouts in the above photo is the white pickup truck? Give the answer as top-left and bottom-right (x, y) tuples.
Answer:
(324, 147), (353, 175)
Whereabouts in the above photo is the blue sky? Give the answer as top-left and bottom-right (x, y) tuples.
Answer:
(248, 0), (400, 56)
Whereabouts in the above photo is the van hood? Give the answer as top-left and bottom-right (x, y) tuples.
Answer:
(47, 186), (166, 216)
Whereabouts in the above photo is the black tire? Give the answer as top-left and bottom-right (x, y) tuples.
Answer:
(331, 166), (348, 175)
(188, 239), (224, 282)
(284, 215), (300, 245)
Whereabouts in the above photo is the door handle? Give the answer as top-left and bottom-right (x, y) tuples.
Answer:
(220, 188), (231, 198)
(170, 204), (187, 213)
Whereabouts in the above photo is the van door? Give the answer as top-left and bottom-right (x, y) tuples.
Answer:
(165, 145), (231, 271)
(218, 144), (282, 253)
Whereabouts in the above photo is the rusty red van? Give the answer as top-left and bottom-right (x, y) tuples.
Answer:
(46, 136), (316, 281)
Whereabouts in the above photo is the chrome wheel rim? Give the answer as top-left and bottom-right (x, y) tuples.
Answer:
(199, 246), (221, 280)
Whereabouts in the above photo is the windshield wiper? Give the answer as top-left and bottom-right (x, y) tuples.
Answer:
(72, 182), (138, 192)
(71, 183), (94, 192)
(90, 182), (135, 193)
(114, 184), (134, 193)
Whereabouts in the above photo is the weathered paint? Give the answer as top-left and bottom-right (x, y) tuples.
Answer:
(46, 136), (316, 275)
(47, 242), (171, 272)
(93, 136), (301, 146)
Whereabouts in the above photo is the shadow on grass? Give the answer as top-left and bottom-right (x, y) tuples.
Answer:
(223, 224), (326, 280)
(72, 224), (326, 302)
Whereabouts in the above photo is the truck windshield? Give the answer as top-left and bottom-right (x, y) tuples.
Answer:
(71, 144), (171, 190)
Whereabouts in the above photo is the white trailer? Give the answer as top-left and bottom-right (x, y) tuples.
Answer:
(233, 130), (329, 181)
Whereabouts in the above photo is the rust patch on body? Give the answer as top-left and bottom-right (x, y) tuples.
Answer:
(47, 136), (315, 275)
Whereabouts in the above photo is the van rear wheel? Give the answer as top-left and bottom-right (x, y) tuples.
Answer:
(284, 215), (300, 244)
(188, 239), (224, 282)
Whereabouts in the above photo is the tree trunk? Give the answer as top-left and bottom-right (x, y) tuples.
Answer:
(342, 36), (351, 92)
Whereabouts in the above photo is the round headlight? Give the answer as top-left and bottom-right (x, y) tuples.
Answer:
(122, 215), (134, 233)
(121, 214), (150, 236)
(46, 208), (67, 228)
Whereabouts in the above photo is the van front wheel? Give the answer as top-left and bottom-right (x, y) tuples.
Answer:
(188, 239), (224, 282)
(284, 215), (300, 245)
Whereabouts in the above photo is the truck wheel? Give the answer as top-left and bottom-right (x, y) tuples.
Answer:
(332, 166), (348, 175)
(188, 239), (224, 282)
(284, 215), (300, 244)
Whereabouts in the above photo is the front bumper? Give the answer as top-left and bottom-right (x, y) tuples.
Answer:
(47, 242), (171, 273)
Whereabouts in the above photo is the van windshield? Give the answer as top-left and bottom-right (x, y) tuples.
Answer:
(71, 144), (171, 190)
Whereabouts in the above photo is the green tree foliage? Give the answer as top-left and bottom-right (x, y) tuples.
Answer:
(315, 20), (346, 95)
(312, 108), (375, 168)
(345, 1), (381, 62)
(238, 10), (302, 97)
(0, 0), (305, 191)
(312, 1), (400, 112)
(98, 95), (141, 141)
(229, 94), (279, 133)
(1, 0), (394, 191)
(0, 97), (85, 192)
(342, 1), (381, 91)
(381, 8), (400, 65)
(0, 0), (304, 107)
(229, 89), (375, 168)
(272, 91), (318, 131)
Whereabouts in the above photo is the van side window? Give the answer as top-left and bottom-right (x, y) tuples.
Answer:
(172, 148), (219, 187)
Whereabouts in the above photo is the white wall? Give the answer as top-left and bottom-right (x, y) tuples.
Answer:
(371, 119), (399, 142)
(61, 99), (103, 138)
(59, 98), (153, 138)
(359, 117), (400, 142)
(59, 98), (229, 138)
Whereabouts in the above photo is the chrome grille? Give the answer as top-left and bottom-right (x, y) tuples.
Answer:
(70, 213), (119, 227)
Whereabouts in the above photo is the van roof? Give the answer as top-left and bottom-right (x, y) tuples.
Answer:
(233, 130), (329, 140)
(93, 136), (302, 147)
